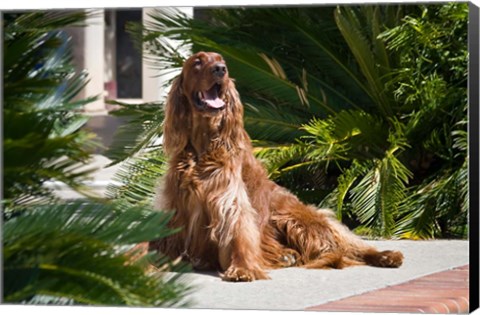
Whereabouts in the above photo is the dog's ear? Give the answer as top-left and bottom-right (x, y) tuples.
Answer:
(163, 76), (191, 156)
(221, 79), (247, 149)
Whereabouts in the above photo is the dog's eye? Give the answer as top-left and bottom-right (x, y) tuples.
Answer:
(194, 59), (202, 67)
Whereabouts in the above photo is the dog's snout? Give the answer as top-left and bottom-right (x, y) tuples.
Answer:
(212, 62), (227, 77)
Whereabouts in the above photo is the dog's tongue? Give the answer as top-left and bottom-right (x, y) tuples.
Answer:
(203, 86), (225, 109)
(205, 98), (225, 109)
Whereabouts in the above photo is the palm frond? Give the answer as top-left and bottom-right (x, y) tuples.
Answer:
(335, 6), (396, 118)
(104, 101), (164, 164)
(274, 9), (372, 109)
(324, 160), (372, 220)
(302, 110), (388, 161)
(350, 150), (411, 237)
(394, 128), (468, 239)
(4, 201), (190, 306)
(140, 7), (384, 119)
(244, 102), (307, 143)
(200, 42), (337, 116)
(3, 11), (100, 205)
(106, 149), (168, 209)
(254, 142), (309, 179)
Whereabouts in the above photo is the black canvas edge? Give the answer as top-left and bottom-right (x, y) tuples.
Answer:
(469, 1), (480, 313)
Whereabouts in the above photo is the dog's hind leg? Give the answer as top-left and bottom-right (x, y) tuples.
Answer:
(302, 251), (363, 269)
(361, 248), (404, 268)
(270, 187), (403, 269)
(301, 249), (403, 269)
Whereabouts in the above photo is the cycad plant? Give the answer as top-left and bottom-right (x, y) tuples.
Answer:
(4, 201), (189, 305)
(106, 3), (468, 239)
(3, 11), (189, 305)
(3, 11), (98, 209)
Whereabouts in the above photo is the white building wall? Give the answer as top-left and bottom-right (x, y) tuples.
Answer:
(68, 7), (194, 112)
(83, 10), (106, 113)
(142, 7), (194, 103)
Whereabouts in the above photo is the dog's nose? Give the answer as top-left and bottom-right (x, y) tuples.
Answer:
(212, 62), (227, 77)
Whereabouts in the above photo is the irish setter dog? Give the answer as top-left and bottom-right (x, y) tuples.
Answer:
(149, 51), (403, 281)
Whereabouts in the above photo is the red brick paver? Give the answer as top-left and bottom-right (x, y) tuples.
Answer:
(307, 265), (469, 313)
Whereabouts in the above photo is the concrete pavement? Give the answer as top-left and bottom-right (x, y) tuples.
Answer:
(177, 240), (469, 310)
(46, 155), (122, 199)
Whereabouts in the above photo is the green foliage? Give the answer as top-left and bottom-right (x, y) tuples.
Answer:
(136, 6), (384, 143)
(3, 201), (190, 306)
(108, 4), (467, 239)
(380, 4), (468, 238)
(104, 100), (164, 164)
(296, 111), (413, 238)
(300, 4), (468, 238)
(3, 11), (98, 207)
(3, 11), (190, 306)
(394, 124), (469, 239)
(106, 149), (168, 210)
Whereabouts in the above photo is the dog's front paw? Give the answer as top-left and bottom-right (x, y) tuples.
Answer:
(221, 266), (270, 282)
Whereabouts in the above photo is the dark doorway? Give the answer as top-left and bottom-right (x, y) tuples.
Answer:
(115, 10), (142, 99)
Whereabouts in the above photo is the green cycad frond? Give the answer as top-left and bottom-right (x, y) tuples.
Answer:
(5, 11), (90, 32)
(394, 161), (467, 239)
(140, 8), (196, 71)
(452, 124), (468, 216)
(254, 109), (387, 181)
(3, 11), (99, 206)
(244, 102), (308, 143)
(349, 124), (412, 237)
(302, 110), (388, 161)
(4, 201), (190, 306)
(104, 101), (164, 164)
(270, 10), (369, 108)
(394, 126), (468, 239)
(254, 142), (310, 179)
(301, 118), (350, 164)
(208, 7), (380, 112)
(334, 6), (396, 118)
(350, 152), (411, 237)
(4, 201), (177, 246)
(106, 149), (168, 209)
(140, 7), (396, 119)
(321, 160), (372, 220)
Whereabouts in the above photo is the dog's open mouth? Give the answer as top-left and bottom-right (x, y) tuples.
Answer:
(195, 83), (225, 110)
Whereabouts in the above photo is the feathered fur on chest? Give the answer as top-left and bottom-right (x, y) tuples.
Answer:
(173, 143), (241, 196)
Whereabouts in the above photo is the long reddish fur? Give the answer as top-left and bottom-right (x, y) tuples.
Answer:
(149, 52), (403, 281)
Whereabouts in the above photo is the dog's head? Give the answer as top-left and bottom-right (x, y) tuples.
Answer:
(163, 52), (244, 156)
(179, 51), (230, 115)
